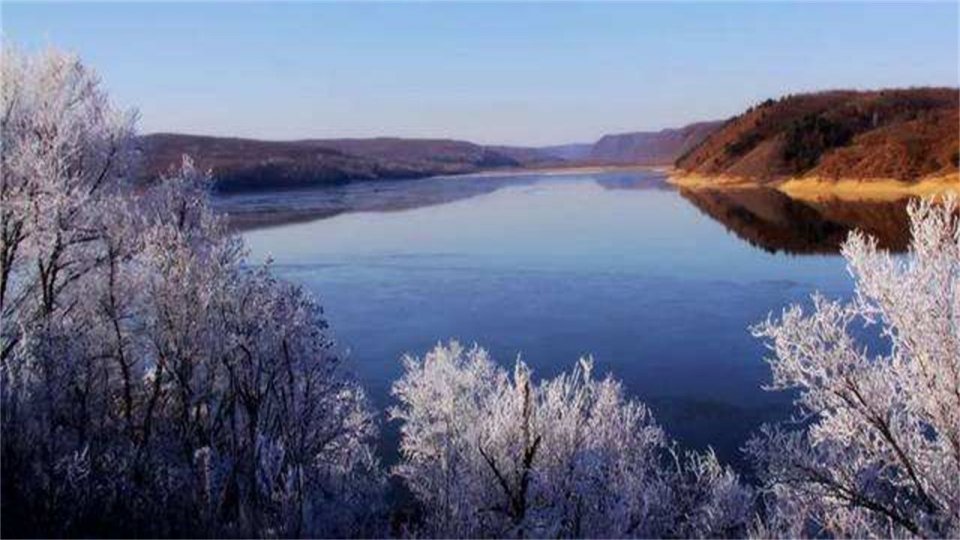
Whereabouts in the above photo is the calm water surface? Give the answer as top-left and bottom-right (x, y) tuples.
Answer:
(238, 170), (868, 469)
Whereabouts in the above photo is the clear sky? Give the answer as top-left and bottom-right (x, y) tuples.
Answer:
(3, 1), (958, 146)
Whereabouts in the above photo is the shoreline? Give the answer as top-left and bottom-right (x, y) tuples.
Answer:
(441, 163), (666, 180)
(668, 170), (960, 202)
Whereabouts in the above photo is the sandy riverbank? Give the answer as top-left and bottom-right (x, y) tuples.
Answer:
(777, 174), (960, 202)
(668, 170), (960, 202)
(666, 172), (760, 190)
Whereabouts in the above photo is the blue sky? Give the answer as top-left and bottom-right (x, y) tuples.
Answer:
(4, 2), (958, 145)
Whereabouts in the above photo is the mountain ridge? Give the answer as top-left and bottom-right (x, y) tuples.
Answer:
(139, 120), (722, 192)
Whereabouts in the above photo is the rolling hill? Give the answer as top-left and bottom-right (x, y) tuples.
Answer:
(675, 88), (960, 184)
(139, 134), (566, 192)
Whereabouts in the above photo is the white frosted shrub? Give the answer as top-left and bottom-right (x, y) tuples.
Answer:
(391, 341), (753, 538)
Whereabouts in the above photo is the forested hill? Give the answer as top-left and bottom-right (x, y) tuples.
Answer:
(675, 88), (960, 183)
(139, 134), (566, 192)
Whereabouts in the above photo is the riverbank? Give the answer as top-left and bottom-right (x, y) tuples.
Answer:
(668, 169), (960, 202)
(445, 162), (664, 180)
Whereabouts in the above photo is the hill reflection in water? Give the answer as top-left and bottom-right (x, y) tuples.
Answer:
(677, 187), (911, 254)
(222, 169), (915, 256)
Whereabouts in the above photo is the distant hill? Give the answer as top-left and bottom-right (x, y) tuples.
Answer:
(140, 134), (565, 192)
(139, 119), (725, 193)
(539, 143), (593, 161)
(675, 88), (960, 183)
(483, 145), (575, 167)
(589, 121), (723, 165)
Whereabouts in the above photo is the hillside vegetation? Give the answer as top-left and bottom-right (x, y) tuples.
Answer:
(675, 88), (959, 183)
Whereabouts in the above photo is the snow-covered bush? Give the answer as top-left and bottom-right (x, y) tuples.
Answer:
(391, 342), (753, 538)
(748, 195), (959, 538)
(1, 45), (383, 538)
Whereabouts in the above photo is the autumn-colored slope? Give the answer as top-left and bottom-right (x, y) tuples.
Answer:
(675, 88), (959, 184)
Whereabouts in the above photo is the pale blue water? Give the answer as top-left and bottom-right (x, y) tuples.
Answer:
(239, 170), (855, 469)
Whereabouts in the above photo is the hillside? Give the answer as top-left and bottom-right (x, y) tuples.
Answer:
(590, 121), (722, 165)
(675, 88), (960, 184)
(140, 134), (565, 192)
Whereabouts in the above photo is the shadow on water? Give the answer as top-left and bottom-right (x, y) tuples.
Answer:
(678, 186), (911, 254)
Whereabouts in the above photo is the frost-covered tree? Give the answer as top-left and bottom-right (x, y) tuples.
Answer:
(1, 44), (137, 363)
(1, 45), (383, 538)
(748, 196), (959, 538)
(1, 46), (141, 535)
(391, 342), (753, 538)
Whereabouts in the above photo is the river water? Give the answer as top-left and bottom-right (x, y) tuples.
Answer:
(236, 169), (907, 469)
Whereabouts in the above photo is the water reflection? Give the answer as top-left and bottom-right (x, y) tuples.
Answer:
(222, 171), (914, 257)
(592, 171), (676, 191)
(678, 187), (911, 254)
(240, 171), (868, 470)
(218, 172), (547, 230)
